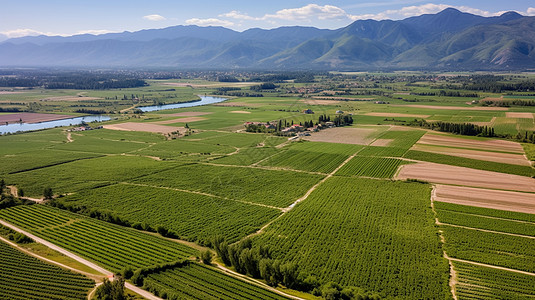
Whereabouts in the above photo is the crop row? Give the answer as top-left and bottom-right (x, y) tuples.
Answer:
(59, 183), (282, 244)
(132, 163), (324, 208)
(404, 150), (535, 177)
(143, 262), (288, 300)
(335, 156), (406, 178)
(253, 177), (449, 299)
(441, 226), (535, 273)
(437, 209), (535, 237)
(453, 261), (535, 300)
(0, 240), (94, 300)
(434, 201), (535, 223)
(260, 149), (349, 173)
(0, 205), (198, 272)
(375, 130), (425, 150)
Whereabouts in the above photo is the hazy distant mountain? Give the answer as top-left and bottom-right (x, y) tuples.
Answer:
(0, 8), (533, 70)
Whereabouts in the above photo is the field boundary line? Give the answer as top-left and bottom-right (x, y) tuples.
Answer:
(431, 186), (457, 300)
(120, 182), (284, 211)
(202, 161), (326, 175)
(437, 222), (535, 239)
(445, 254), (535, 276)
(434, 208), (535, 225)
(0, 219), (163, 300)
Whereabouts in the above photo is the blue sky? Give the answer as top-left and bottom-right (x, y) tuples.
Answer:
(1, 1), (534, 39)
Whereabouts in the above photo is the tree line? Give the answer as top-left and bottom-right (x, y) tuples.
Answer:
(408, 120), (495, 137)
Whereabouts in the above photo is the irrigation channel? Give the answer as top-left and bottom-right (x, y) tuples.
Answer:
(0, 96), (228, 134)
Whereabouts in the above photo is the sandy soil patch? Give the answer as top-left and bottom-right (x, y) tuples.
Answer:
(40, 96), (102, 102)
(104, 123), (184, 134)
(365, 112), (430, 118)
(411, 144), (531, 166)
(0, 113), (73, 124)
(396, 162), (535, 193)
(434, 184), (535, 214)
(391, 104), (508, 111)
(154, 117), (206, 124)
(165, 112), (212, 117)
(417, 133), (524, 153)
(302, 127), (378, 145)
(214, 102), (261, 107)
(370, 139), (394, 147)
(230, 111), (251, 114)
(506, 112), (534, 119)
(301, 99), (342, 105)
(0, 91), (28, 95)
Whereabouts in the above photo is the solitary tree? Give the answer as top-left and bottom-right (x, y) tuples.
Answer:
(94, 276), (126, 300)
(18, 188), (24, 198)
(201, 250), (212, 265)
(43, 187), (53, 200)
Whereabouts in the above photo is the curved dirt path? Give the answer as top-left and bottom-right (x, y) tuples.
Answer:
(0, 219), (162, 300)
(6, 185), (43, 203)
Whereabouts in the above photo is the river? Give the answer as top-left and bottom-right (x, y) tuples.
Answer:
(0, 96), (227, 134)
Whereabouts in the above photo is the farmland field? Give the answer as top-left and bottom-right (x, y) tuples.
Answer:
(58, 183), (282, 243)
(0, 239), (95, 300)
(335, 156), (407, 178)
(0, 205), (198, 272)
(132, 163), (324, 208)
(143, 262), (289, 300)
(452, 261), (535, 300)
(259, 149), (350, 173)
(253, 177), (450, 299)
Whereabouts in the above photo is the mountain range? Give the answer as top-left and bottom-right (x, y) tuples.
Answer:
(1, 8), (534, 70)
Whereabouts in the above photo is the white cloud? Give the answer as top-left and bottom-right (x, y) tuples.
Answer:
(527, 7), (535, 16)
(76, 29), (116, 35)
(185, 18), (235, 27)
(220, 10), (257, 21)
(263, 4), (348, 21)
(0, 28), (52, 38)
(143, 14), (166, 21)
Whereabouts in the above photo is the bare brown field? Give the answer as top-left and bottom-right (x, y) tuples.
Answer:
(302, 127), (378, 145)
(0, 113), (73, 124)
(434, 184), (535, 214)
(301, 99), (342, 105)
(396, 162), (535, 193)
(165, 112), (213, 117)
(40, 96), (102, 102)
(365, 112), (431, 118)
(229, 111), (251, 114)
(0, 91), (28, 95)
(506, 112), (534, 119)
(417, 133), (524, 153)
(163, 82), (258, 88)
(104, 123), (184, 134)
(391, 104), (508, 111)
(154, 117), (206, 124)
(370, 139), (393, 146)
(411, 144), (531, 166)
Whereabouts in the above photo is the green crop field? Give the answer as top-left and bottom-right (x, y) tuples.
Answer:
(260, 149), (349, 173)
(335, 156), (407, 178)
(441, 226), (535, 273)
(453, 261), (535, 300)
(436, 209), (535, 237)
(132, 163), (324, 208)
(143, 262), (289, 300)
(404, 150), (535, 177)
(0, 205), (198, 272)
(211, 146), (281, 166)
(0, 239), (95, 300)
(5, 155), (180, 197)
(58, 183), (281, 244)
(253, 177), (450, 299)
(434, 202), (535, 223)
